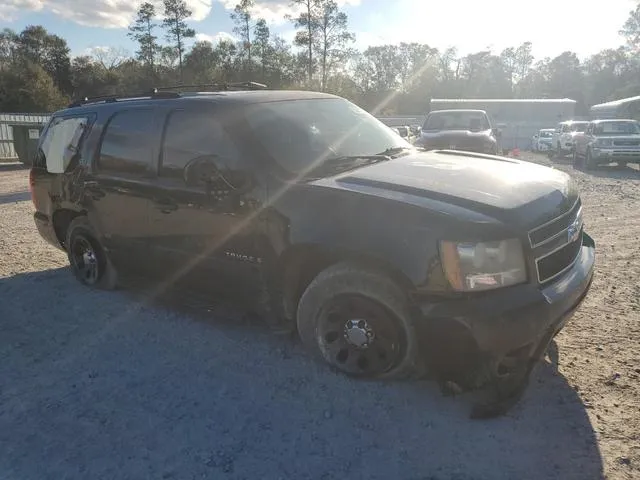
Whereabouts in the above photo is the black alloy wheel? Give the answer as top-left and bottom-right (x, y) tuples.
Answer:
(69, 233), (102, 285)
(315, 294), (404, 376)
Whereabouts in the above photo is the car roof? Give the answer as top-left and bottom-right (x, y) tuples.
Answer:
(590, 118), (638, 123)
(558, 120), (588, 125)
(54, 90), (340, 117)
(429, 109), (487, 114)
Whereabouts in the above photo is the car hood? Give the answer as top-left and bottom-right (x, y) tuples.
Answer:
(420, 129), (492, 140)
(308, 151), (577, 229)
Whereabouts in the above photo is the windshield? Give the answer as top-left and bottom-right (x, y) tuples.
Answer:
(423, 111), (490, 132)
(540, 131), (553, 138)
(569, 123), (588, 132)
(594, 121), (640, 135)
(244, 98), (411, 174)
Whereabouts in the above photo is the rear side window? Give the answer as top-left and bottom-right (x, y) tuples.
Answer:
(98, 109), (155, 175)
(160, 110), (241, 178)
(39, 116), (89, 173)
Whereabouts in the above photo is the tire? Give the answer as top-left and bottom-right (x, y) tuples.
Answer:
(297, 262), (423, 380)
(65, 216), (117, 290)
(585, 149), (595, 170)
(572, 148), (580, 167)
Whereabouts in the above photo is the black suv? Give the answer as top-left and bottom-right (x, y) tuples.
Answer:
(30, 85), (595, 416)
(415, 109), (501, 154)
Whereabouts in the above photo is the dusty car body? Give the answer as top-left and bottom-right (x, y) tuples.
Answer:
(29, 87), (595, 418)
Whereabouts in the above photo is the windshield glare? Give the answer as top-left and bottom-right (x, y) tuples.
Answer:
(423, 111), (490, 132)
(595, 121), (640, 135)
(244, 98), (410, 174)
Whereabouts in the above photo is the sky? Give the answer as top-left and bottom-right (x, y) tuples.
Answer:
(0, 0), (636, 61)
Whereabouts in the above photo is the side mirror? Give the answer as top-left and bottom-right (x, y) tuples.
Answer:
(183, 155), (221, 188)
(492, 127), (501, 138)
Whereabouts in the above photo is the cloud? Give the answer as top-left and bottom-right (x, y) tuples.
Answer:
(220, 0), (361, 25)
(0, 0), (212, 28)
(0, 0), (44, 21)
(195, 32), (238, 44)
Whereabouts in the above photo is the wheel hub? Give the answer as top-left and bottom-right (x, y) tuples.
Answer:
(82, 249), (96, 265)
(344, 319), (374, 349)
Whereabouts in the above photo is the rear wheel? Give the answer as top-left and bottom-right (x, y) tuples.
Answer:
(297, 262), (423, 380)
(66, 216), (117, 289)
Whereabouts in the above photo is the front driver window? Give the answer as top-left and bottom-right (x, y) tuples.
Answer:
(161, 110), (245, 189)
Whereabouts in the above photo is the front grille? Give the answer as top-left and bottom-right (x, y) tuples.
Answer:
(528, 198), (581, 248)
(528, 198), (584, 284)
(536, 234), (583, 284)
(613, 140), (640, 146)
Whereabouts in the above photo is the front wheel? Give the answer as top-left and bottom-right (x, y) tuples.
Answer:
(585, 149), (596, 170)
(297, 263), (423, 380)
(572, 148), (580, 167)
(66, 216), (117, 289)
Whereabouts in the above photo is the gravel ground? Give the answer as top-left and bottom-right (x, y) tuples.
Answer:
(0, 157), (638, 480)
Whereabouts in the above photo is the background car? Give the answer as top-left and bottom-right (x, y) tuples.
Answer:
(534, 128), (555, 151)
(414, 109), (500, 154)
(573, 118), (640, 169)
(550, 120), (589, 158)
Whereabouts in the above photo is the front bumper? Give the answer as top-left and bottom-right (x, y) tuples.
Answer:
(592, 148), (640, 163)
(416, 232), (595, 385)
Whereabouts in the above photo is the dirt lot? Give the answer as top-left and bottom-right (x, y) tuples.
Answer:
(0, 156), (638, 480)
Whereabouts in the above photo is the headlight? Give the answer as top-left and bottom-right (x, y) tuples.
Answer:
(440, 238), (527, 291)
(596, 138), (612, 147)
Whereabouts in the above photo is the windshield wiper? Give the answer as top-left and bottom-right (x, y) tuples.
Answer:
(375, 146), (413, 157)
(324, 154), (390, 164)
(309, 154), (390, 177)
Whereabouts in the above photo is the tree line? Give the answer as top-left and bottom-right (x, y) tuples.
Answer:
(0, 0), (639, 115)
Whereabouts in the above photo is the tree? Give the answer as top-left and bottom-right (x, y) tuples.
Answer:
(231, 0), (254, 71)
(358, 45), (400, 92)
(14, 26), (72, 95)
(91, 46), (129, 71)
(0, 29), (18, 70)
(0, 61), (67, 112)
(162, 0), (196, 82)
(253, 18), (270, 78)
(128, 2), (160, 73)
(184, 41), (219, 83)
(396, 42), (437, 93)
(314, 0), (355, 91)
(290, 0), (321, 83)
(620, 2), (640, 52)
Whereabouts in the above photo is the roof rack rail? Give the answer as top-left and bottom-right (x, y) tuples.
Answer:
(67, 89), (180, 108)
(153, 81), (268, 93)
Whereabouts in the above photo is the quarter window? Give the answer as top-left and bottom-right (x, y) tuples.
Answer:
(39, 116), (89, 173)
(98, 109), (156, 175)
